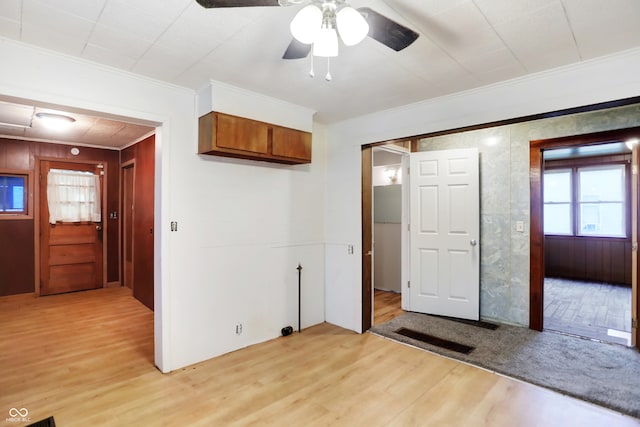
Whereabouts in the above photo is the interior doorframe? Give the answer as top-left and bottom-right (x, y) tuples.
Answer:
(34, 157), (109, 296)
(361, 140), (413, 332)
(529, 127), (640, 348)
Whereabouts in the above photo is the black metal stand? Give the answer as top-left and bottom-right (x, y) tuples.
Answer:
(297, 263), (302, 333)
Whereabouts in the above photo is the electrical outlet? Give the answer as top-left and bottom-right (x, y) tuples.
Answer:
(348, 244), (354, 255)
(235, 323), (243, 335)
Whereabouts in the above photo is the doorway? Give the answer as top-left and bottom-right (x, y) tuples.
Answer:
(530, 128), (640, 343)
(542, 142), (632, 345)
(371, 146), (405, 325)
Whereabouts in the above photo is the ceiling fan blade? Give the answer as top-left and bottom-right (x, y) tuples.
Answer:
(282, 39), (312, 60)
(357, 7), (419, 52)
(196, 0), (280, 8)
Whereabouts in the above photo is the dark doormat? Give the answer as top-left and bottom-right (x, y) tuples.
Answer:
(27, 417), (56, 427)
(395, 327), (474, 354)
(370, 311), (640, 419)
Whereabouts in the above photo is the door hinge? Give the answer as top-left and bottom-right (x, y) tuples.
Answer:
(633, 242), (638, 252)
(633, 319), (638, 329)
(407, 281), (410, 288)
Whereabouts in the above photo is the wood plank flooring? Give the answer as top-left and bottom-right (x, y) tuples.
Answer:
(374, 289), (402, 325)
(1, 288), (638, 426)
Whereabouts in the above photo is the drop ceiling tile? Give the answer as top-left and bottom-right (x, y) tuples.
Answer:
(473, 0), (557, 25)
(82, 43), (138, 71)
(21, 0), (94, 54)
(0, 0), (21, 21)
(154, 4), (251, 56)
(0, 17), (20, 39)
(88, 24), (154, 60)
(490, 2), (579, 72)
(97, 0), (185, 42)
(562, 0), (640, 59)
(425, 2), (508, 61)
(133, 44), (201, 82)
(21, 23), (90, 56)
(29, 0), (106, 21)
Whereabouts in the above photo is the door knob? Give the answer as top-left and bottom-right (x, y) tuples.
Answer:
(96, 225), (102, 231)
(470, 239), (477, 246)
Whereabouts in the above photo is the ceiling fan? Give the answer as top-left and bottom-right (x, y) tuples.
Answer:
(196, 0), (419, 79)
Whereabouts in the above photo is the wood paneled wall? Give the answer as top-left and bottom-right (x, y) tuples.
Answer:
(545, 236), (632, 285)
(121, 135), (155, 310)
(0, 138), (119, 296)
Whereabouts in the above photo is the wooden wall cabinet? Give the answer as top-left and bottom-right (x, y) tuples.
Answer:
(198, 112), (311, 164)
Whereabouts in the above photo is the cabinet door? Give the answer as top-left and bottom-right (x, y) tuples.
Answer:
(217, 113), (269, 154)
(272, 126), (312, 162)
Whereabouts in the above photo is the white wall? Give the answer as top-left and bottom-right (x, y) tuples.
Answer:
(325, 47), (640, 333)
(0, 38), (327, 372)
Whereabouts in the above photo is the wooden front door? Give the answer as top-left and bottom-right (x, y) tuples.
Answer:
(39, 160), (104, 295)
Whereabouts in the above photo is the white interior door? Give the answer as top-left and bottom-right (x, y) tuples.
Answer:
(409, 148), (480, 320)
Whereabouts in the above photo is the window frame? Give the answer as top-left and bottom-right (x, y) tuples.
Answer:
(0, 168), (33, 220)
(543, 158), (630, 240)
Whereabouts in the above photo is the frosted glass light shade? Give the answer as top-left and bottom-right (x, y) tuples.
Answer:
(313, 27), (339, 57)
(336, 6), (369, 46)
(290, 5), (322, 44)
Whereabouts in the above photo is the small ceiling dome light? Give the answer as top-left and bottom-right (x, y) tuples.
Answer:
(336, 6), (369, 46)
(36, 112), (76, 130)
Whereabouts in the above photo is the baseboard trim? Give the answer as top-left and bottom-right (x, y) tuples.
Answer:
(105, 281), (121, 288)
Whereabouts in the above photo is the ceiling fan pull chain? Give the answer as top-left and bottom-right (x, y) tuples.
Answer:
(325, 57), (332, 81)
(309, 53), (315, 78)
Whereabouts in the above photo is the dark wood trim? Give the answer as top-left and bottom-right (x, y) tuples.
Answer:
(530, 126), (640, 332)
(530, 146), (544, 330)
(361, 147), (373, 332)
(372, 96), (640, 147)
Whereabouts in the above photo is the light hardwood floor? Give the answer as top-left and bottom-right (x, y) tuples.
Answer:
(374, 289), (402, 325)
(1, 288), (638, 427)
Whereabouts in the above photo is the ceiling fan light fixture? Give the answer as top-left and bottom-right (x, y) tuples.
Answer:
(290, 4), (322, 45)
(336, 6), (369, 46)
(313, 27), (339, 57)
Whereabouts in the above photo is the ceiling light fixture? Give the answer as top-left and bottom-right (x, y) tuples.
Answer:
(36, 112), (76, 131)
(289, 0), (369, 81)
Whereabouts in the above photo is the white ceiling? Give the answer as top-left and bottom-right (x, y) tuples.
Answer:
(1, 0), (640, 147)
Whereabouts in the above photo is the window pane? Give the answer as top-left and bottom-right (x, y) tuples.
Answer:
(579, 166), (624, 202)
(579, 202), (625, 236)
(544, 203), (572, 234)
(0, 175), (27, 214)
(544, 170), (571, 202)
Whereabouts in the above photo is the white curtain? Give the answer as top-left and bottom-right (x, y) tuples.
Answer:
(47, 169), (101, 224)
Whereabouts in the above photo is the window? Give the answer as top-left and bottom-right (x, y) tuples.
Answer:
(578, 165), (625, 237)
(0, 173), (28, 216)
(544, 163), (627, 238)
(543, 169), (572, 235)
